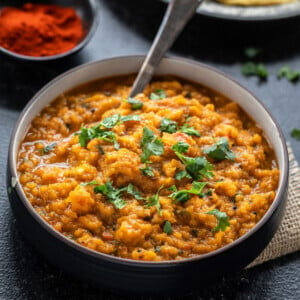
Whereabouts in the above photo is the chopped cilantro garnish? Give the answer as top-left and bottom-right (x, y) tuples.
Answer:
(76, 114), (139, 148)
(169, 181), (207, 203)
(277, 66), (300, 82)
(244, 47), (262, 58)
(80, 180), (99, 186)
(172, 141), (189, 154)
(126, 183), (145, 200)
(150, 89), (166, 100)
(203, 137), (235, 161)
(140, 127), (164, 163)
(175, 170), (191, 180)
(172, 142), (214, 180)
(163, 220), (172, 235)
(127, 98), (143, 110)
(242, 62), (268, 79)
(160, 118), (178, 133)
(145, 185), (164, 216)
(84, 180), (143, 209)
(291, 128), (300, 141)
(139, 165), (154, 177)
(93, 180), (127, 209)
(119, 115), (140, 122)
(39, 142), (57, 155)
(100, 114), (121, 128)
(159, 118), (200, 137)
(206, 209), (230, 232)
(180, 124), (201, 137)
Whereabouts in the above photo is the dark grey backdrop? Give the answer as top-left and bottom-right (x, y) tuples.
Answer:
(0, 0), (299, 299)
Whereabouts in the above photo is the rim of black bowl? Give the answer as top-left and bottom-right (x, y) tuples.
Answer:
(9, 55), (289, 268)
(0, 0), (99, 62)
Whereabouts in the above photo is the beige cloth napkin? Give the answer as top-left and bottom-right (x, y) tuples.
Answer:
(248, 145), (300, 268)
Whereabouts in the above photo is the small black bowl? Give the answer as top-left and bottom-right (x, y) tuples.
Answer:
(7, 56), (289, 295)
(0, 0), (99, 61)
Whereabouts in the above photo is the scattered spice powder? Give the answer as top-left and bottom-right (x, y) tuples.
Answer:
(0, 3), (84, 57)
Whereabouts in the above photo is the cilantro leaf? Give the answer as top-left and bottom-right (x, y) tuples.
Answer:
(140, 127), (164, 163)
(100, 114), (121, 128)
(97, 130), (120, 150)
(125, 184), (145, 200)
(180, 124), (201, 137)
(206, 209), (230, 232)
(185, 156), (214, 180)
(120, 115), (140, 122)
(169, 181), (207, 203)
(39, 142), (57, 155)
(127, 98), (143, 110)
(80, 180), (99, 186)
(145, 185), (164, 216)
(159, 119), (201, 137)
(244, 47), (262, 58)
(277, 66), (300, 82)
(174, 170), (191, 180)
(150, 89), (166, 100)
(76, 114), (139, 148)
(92, 181), (143, 209)
(242, 62), (268, 79)
(203, 137), (235, 161)
(163, 220), (172, 235)
(139, 165), (154, 177)
(159, 118), (178, 133)
(291, 128), (300, 141)
(172, 142), (189, 154)
(94, 180), (127, 209)
(172, 142), (214, 180)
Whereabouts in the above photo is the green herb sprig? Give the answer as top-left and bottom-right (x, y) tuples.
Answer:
(203, 137), (235, 161)
(39, 142), (57, 155)
(82, 180), (144, 209)
(139, 165), (155, 177)
(168, 181), (207, 203)
(277, 66), (300, 82)
(241, 62), (268, 79)
(159, 118), (200, 137)
(163, 220), (172, 235)
(140, 127), (164, 163)
(206, 209), (230, 232)
(172, 142), (214, 180)
(76, 114), (139, 148)
(145, 185), (164, 216)
(291, 128), (300, 141)
(150, 89), (166, 100)
(127, 98), (143, 110)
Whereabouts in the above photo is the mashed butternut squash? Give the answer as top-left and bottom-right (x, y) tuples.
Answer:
(17, 76), (279, 261)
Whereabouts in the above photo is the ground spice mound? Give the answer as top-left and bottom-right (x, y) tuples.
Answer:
(0, 3), (84, 57)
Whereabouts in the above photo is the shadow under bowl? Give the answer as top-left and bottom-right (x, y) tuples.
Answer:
(0, 0), (99, 61)
(7, 56), (289, 294)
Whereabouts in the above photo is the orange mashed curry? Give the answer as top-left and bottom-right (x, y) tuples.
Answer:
(17, 76), (279, 261)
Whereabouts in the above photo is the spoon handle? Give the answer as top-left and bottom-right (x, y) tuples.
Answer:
(129, 0), (203, 97)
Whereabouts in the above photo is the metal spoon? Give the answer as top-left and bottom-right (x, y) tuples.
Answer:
(129, 0), (203, 97)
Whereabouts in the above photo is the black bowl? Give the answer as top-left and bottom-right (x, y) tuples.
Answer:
(7, 56), (289, 294)
(0, 0), (99, 61)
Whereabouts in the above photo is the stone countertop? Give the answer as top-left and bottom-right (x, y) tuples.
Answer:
(0, 0), (299, 299)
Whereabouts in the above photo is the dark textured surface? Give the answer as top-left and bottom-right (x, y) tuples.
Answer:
(0, 0), (300, 299)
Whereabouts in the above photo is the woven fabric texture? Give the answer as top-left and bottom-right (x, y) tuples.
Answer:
(248, 146), (300, 268)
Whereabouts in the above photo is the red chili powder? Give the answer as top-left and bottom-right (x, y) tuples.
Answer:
(0, 3), (84, 57)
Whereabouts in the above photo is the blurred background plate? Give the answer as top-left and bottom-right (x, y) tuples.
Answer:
(160, 0), (300, 21)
